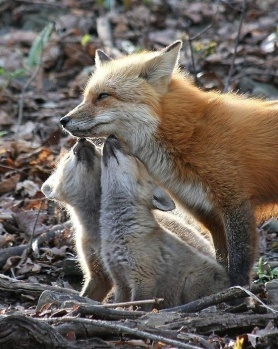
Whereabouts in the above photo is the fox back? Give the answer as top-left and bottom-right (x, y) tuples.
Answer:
(60, 41), (278, 289)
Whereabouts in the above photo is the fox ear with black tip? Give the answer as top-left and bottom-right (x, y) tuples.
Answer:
(139, 41), (182, 93)
(95, 50), (112, 69)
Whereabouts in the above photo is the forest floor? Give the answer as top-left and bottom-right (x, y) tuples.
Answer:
(0, 0), (278, 348)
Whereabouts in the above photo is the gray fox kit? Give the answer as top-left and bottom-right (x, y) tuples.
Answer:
(41, 138), (112, 301)
(100, 135), (229, 310)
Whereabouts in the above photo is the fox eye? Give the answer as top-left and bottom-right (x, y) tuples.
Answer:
(96, 92), (110, 101)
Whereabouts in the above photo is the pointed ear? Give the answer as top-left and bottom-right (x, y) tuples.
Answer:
(140, 41), (182, 90)
(152, 186), (176, 212)
(95, 49), (112, 69)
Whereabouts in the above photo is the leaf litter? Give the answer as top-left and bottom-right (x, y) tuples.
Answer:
(0, 0), (278, 348)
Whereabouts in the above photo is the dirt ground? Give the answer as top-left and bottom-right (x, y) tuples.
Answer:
(0, 0), (278, 348)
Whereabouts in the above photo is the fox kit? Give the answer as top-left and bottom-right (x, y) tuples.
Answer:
(41, 139), (112, 301)
(100, 135), (229, 310)
(60, 41), (278, 288)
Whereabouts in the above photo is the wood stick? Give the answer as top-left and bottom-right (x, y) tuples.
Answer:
(72, 303), (145, 320)
(161, 285), (264, 313)
(100, 298), (164, 308)
(0, 274), (79, 299)
(223, 0), (247, 92)
(43, 317), (203, 349)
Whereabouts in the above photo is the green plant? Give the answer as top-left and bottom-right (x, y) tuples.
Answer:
(81, 34), (92, 47)
(255, 257), (278, 283)
(27, 22), (54, 68)
(0, 67), (27, 79)
(0, 67), (27, 90)
(193, 41), (217, 58)
(0, 131), (8, 137)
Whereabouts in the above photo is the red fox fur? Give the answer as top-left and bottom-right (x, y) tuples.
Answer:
(60, 41), (278, 288)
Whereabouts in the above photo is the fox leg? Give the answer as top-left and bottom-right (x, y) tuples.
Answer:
(79, 249), (113, 301)
(131, 279), (157, 311)
(113, 282), (131, 303)
(80, 269), (113, 301)
(193, 209), (228, 267)
(224, 201), (256, 287)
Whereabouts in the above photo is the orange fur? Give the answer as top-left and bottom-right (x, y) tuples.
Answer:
(60, 41), (278, 288)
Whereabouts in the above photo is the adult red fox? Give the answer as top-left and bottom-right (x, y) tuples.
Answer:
(60, 41), (278, 288)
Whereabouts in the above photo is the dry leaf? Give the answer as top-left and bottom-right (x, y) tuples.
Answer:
(0, 173), (21, 195)
(13, 209), (47, 237)
(0, 233), (15, 248)
(16, 180), (40, 197)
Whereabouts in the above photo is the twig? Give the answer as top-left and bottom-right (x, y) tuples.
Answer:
(16, 201), (43, 268)
(0, 165), (26, 174)
(100, 298), (164, 308)
(223, 0), (247, 92)
(185, 1), (220, 86)
(15, 0), (67, 8)
(0, 315), (79, 349)
(185, 25), (198, 86)
(16, 55), (43, 135)
(161, 284), (264, 313)
(72, 303), (145, 320)
(231, 70), (278, 82)
(96, 16), (113, 49)
(178, 333), (215, 349)
(42, 317), (203, 349)
(233, 286), (278, 314)
(0, 274), (80, 300)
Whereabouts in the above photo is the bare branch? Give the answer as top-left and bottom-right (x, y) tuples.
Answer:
(100, 298), (164, 308)
(17, 200), (43, 268)
(185, 2), (220, 86)
(161, 284), (264, 313)
(223, 0), (247, 92)
(16, 61), (43, 135)
(42, 317), (203, 349)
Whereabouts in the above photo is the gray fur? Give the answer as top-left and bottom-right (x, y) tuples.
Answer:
(41, 139), (112, 301)
(154, 210), (215, 258)
(100, 136), (229, 310)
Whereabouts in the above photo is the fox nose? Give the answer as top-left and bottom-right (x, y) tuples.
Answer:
(60, 116), (69, 127)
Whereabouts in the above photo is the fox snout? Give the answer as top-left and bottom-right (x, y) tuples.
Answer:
(103, 135), (122, 165)
(73, 138), (90, 154)
(107, 135), (122, 149)
(60, 102), (87, 128)
(73, 139), (97, 164)
(60, 115), (69, 127)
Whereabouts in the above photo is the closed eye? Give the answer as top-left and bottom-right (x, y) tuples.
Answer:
(96, 92), (110, 101)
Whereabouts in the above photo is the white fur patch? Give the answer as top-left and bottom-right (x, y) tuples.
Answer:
(131, 136), (213, 215)
(174, 180), (213, 213)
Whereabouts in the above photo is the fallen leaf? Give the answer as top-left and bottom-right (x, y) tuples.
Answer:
(16, 180), (40, 197)
(0, 233), (15, 248)
(17, 258), (42, 275)
(13, 208), (47, 238)
(0, 173), (21, 195)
